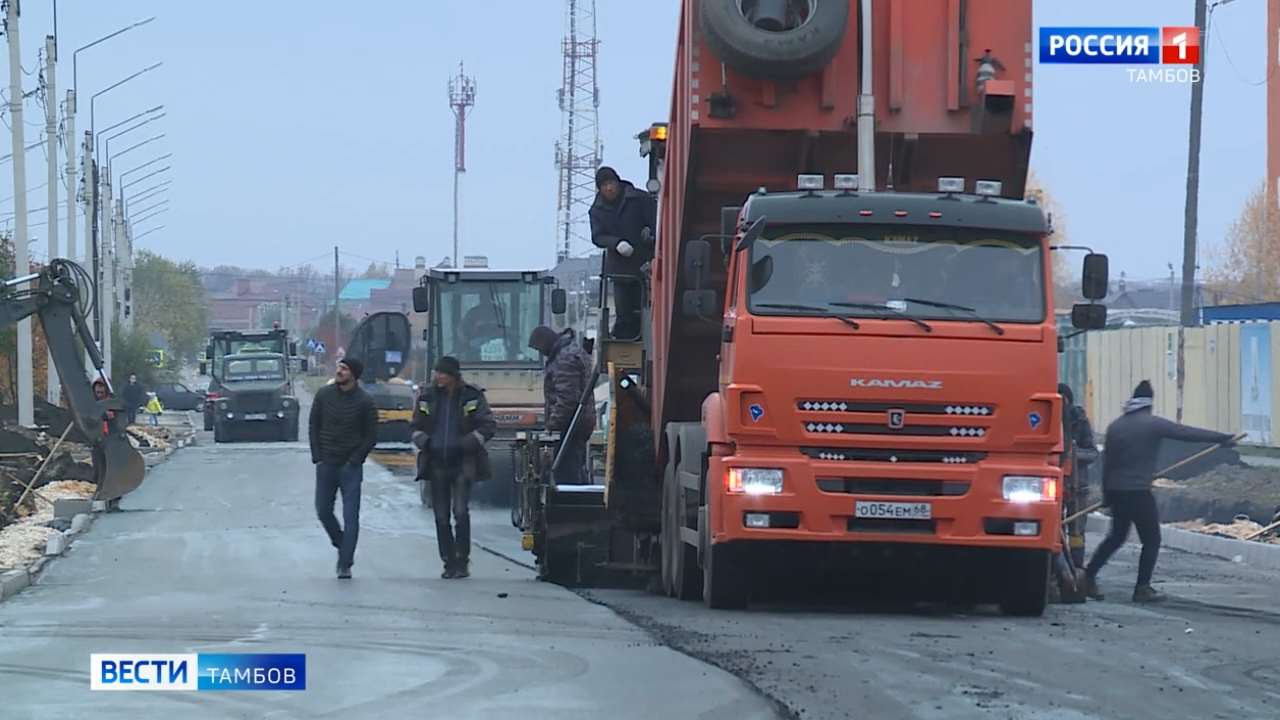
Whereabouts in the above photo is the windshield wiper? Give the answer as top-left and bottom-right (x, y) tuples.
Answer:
(829, 301), (933, 332)
(901, 297), (1005, 335)
(755, 303), (860, 330)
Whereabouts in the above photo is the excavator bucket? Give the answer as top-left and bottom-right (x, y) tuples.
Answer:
(94, 433), (146, 503)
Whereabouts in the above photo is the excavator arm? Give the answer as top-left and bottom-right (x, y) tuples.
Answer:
(0, 260), (145, 502)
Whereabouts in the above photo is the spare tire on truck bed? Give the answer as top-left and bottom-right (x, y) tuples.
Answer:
(699, 0), (849, 81)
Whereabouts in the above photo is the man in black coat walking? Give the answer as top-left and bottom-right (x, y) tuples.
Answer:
(309, 358), (379, 579)
(122, 373), (145, 426)
(1083, 380), (1236, 603)
(589, 166), (656, 340)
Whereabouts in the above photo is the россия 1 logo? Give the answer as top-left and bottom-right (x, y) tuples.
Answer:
(1039, 26), (1201, 83)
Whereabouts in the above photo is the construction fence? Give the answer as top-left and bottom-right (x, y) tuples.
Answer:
(1062, 321), (1280, 445)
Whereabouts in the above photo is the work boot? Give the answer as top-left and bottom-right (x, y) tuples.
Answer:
(1084, 574), (1105, 601)
(337, 565), (352, 580)
(441, 565), (457, 580)
(454, 561), (470, 579)
(1132, 585), (1166, 603)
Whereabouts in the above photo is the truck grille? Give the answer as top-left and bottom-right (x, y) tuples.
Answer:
(802, 447), (985, 464)
(817, 478), (970, 497)
(798, 400), (993, 416)
(236, 392), (275, 413)
(803, 422), (987, 438)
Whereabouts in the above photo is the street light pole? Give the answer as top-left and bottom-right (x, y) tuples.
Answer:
(69, 17), (156, 269)
(44, 33), (59, 404)
(6, 0), (34, 425)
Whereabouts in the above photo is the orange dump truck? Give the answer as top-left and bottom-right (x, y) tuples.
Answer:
(515, 0), (1109, 616)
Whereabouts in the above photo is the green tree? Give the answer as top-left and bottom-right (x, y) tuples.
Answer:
(132, 251), (209, 364)
(110, 321), (162, 389)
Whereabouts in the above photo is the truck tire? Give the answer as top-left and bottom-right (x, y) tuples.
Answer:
(662, 458), (702, 600)
(699, 0), (849, 82)
(999, 549), (1051, 617)
(214, 423), (229, 444)
(203, 411), (213, 432)
(702, 539), (749, 609)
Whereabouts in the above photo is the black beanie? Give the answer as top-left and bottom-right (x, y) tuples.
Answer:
(435, 356), (461, 378)
(339, 357), (364, 380)
(596, 166), (620, 188)
(1133, 380), (1153, 399)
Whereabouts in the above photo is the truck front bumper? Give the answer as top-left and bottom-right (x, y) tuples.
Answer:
(706, 452), (1063, 552)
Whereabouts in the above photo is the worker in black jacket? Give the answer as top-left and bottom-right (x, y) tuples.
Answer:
(411, 356), (497, 579)
(309, 358), (379, 579)
(589, 166), (656, 340)
(1083, 380), (1236, 603)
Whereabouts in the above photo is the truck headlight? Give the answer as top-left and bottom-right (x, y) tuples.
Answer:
(1002, 476), (1057, 503)
(727, 468), (784, 495)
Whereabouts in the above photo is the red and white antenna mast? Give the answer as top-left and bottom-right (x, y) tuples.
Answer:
(449, 62), (476, 269)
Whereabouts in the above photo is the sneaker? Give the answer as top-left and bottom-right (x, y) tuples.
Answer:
(337, 566), (352, 580)
(1132, 585), (1165, 603)
(1084, 574), (1105, 601)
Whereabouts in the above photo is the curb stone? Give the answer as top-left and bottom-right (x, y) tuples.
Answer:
(1087, 513), (1280, 571)
(70, 512), (92, 535)
(0, 568), (30, 600)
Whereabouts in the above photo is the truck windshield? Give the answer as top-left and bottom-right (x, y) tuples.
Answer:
(224, 358), (285, 381)
(436, 280), (542, 364)
(746, 225), (1045, 324)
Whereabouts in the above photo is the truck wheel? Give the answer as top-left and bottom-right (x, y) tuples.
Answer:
(661, 462), (700, 599)
(699, 0), (850, 81)
(203, 412), (213, 432)
(702, 540), (749, 610)
(999, 550), (1051, 617)
(214, 424), (228, 444)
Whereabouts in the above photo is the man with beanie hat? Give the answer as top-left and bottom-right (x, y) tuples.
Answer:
(529, 325), (595, 485)
(1083, 379), (1236, 603)
(589, 165), (656, 339)
(411, 355), (497, 578)
(309, 357), (379, 579)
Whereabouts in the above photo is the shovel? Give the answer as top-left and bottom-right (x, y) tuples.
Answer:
(1062, 432), (1247, 525)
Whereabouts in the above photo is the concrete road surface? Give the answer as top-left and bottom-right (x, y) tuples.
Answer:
(0, 437), (779, 720)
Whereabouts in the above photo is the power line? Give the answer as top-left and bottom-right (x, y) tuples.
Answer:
(1210, 11), (1276, 87)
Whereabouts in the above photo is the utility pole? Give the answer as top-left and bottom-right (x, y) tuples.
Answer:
(44, 32), (59, 405)
(1181, 0), (1209, 327)
(64, 87), (74, 263)
(7, 0), (34, 425)
(101, 172), (115, 378)
(448, 63), (475, 269)
(1177, 0), (1210, 422)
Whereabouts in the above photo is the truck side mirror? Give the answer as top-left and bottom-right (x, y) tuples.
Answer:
(685, 240), (711, 288)
(551, 288), (567, 315)
(682, 289), (719, 318)
(199, 361), (207, 375)
(205, 343), (214, 359)
(1071, 303), (1107, 330)
(412, 286), (430, 313)
(1082, 253), (1109, 300)
(422, 328), (429, 342)
(289, 341), (298, 356)
(300, 358), (309, 372)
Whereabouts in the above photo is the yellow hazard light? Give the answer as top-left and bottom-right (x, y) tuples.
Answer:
(521, 533), (535, 551)
(650, 124), (668, 141)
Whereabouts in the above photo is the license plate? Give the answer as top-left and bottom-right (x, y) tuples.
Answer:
(378, 410), (413, 422)
(854, 501), (932, 520)
(244, 413), (268, 421)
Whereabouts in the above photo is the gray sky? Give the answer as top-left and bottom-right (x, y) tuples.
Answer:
(0, 1), (1268, 284)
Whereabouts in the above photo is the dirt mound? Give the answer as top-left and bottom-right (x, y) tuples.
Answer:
(0, 398), (92, 445)
(1153, 465), (1280, 525)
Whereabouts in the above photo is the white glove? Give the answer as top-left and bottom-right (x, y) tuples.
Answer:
(616, 240), (634, 257)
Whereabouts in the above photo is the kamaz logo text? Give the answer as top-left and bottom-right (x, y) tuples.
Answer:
(849, 379), (943, 390)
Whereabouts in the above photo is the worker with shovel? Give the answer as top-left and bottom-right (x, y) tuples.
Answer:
(1084, 380), (1238, 603)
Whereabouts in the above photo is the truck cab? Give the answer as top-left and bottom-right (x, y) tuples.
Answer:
(199, 328), (305, 442)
